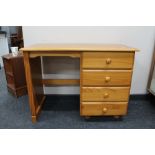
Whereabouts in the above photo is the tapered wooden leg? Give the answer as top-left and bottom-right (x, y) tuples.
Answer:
(32, 116), (37, 123)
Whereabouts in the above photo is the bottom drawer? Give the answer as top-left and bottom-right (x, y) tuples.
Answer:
(80, 102), (128, 116)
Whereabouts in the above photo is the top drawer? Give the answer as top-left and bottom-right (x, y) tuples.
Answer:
(82, 52), (134, 69)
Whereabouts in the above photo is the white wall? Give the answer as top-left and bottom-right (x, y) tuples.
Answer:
(23, 26), (155, 94)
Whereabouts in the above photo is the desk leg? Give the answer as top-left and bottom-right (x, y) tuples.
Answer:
(23, 52), (45, 123)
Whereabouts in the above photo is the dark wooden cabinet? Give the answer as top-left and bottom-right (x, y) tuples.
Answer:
(2, 53), (27, 97)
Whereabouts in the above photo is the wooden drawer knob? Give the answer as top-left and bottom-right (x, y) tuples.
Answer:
(102, 107), (107, 113)
(106, 58), (112, 64)
(104, 93), (109, 98)
(105, 76), (111, 82)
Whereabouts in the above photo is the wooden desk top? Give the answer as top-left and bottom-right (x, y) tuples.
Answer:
(20, 44), (139, 52)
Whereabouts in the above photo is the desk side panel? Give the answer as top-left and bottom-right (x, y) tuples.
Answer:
(30, 57), (44, 105)
(23, 51), (44, 122)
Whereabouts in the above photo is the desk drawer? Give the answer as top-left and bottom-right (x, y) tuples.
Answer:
(82, 70), (132, 86)
(82, 87), (130, 101)
(82, 52), (134, 69)
(81, 102), (128, 116)
(3, 58), (13, 74)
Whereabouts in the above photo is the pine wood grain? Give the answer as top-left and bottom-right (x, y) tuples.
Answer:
(82, 52), (134, 69)
(82, 70), (132, 86)
(20, 43), (139, 52)
(42, 79), (80, 86)
(82, 87), (130, 101)
(21, 43), (138, 122)
(81, 102), (128, 116)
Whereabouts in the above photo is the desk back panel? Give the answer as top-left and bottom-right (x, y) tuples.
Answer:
(42, 56), (80, 94)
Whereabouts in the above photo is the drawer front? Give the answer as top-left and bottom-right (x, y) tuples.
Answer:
(82, 87), (130, 101)
(81, 102), (128, 116)
(6, 75), (15, 88)
(3, 58), (13, 73)
(82, 70), (132, 86)
(82, 52), (134, 69)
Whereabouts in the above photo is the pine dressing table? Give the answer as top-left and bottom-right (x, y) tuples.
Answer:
(20, 44), (138, 123)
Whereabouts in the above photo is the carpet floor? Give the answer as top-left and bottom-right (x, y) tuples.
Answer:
(0, 68), (155, 129)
